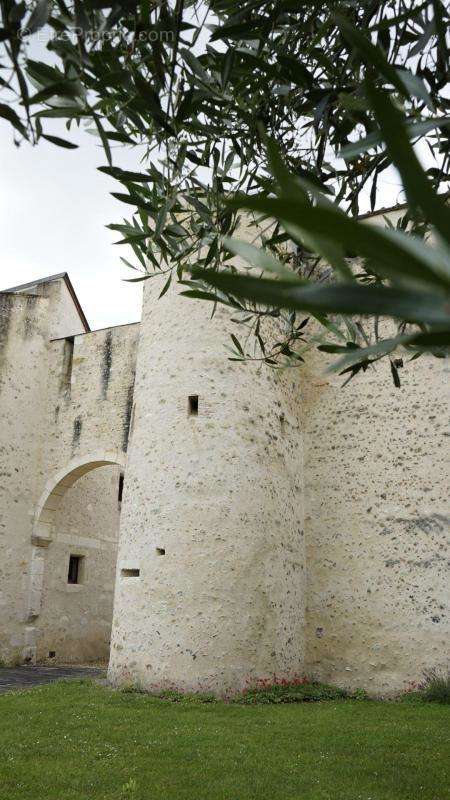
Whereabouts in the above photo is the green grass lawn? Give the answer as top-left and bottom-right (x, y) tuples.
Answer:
(0, 681), (448, 800)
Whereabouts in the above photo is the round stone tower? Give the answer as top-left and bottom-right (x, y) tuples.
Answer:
(108, 277), (305, 695)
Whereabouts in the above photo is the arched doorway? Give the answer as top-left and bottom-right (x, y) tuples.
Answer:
(26, 451), (126, 665)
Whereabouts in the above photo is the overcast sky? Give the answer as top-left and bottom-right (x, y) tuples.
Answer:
(0, 32), (407, 332)
(1, 119), (408, 331)
(0, 119), (145, 330)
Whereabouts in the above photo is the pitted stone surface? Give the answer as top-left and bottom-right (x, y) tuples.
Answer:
(108, 278), (306, 695)
(0, 276), (137, 666)
(0, 214), (449, 697)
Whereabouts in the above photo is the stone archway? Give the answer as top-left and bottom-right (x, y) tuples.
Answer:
(32, 450), (126, 547)
(24, 450), (126, 663)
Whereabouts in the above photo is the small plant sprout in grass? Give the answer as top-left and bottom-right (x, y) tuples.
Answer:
(402, 669), (450, 704)
(422, 669), (450, 704)
(121, 778), (138, 798)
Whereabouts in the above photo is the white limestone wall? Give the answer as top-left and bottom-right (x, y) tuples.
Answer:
(45, 279), (87, 339)
(108, 280), (305, 694)
(303, 348), (449, 695)
(0, 293), (50, 665)
(36, 466), (121, 663)
(2, 244), (448, 691)
(43, 322), (139, 479)
(26, 324), (139, 664)
(0, 279), (139, 666)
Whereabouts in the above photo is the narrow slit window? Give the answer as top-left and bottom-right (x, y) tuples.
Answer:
(60, 336), (75, 396)
(67, 554), (83, 585)
(121, 568), (140, 578)
(118, 473), (124, 503)
(156, 547), (165, 556)
(188, 395), (199, 416)
(129, 402), (136, 438)
(65, 335), (75, 367)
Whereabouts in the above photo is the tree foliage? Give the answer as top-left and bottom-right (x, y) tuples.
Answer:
(0, 1), (449, 383)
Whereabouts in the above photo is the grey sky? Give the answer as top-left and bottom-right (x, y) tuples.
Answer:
(1, 116), (408, 331)
(0, 119), (144, 330)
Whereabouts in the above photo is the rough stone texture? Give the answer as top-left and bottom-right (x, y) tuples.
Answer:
(302, 347), (449, 695)
(0, 276), (137, 666)
(36, 466), (121, 663)
(108, 279), (305, 695)
(0, 209), (449, 695)
(0, 291), (51, 666)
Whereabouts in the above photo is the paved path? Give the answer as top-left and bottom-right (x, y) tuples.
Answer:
(0, 665), (106, 693)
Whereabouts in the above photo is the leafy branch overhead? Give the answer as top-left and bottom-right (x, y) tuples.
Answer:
(191, 86), (450, 373)
(0, 1), (449, 384)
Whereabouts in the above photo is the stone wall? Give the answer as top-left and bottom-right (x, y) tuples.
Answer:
(43, 322), (139, 478)
(108, 278), (306, 694)
(26, 322), (139, 664)
(36, 466), (121, 663)
(1, 219), (448, 692)
(0, 277), (139, 665)
(0, 292), (50, 665)
(302, 347), (449, 695)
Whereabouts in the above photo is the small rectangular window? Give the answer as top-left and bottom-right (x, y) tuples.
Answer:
(121, 568), (140, 578)
(118, 473), (124, 503)
(188, 395), (199, 416)
(67, 554), (83, 584)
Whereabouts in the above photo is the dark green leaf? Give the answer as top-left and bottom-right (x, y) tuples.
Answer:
(28, 80), (81, 104)
(230, 333), (244, 356)
(98, 166), (152, 184)
(41, 133), (78, 148)
(27, 0), (50, 34)
(340, 117), (450, 160)
(191, 268), (450, 326)
(91, 110), (112, 166)
(159, 273), (172, 299)
(0, 103), (26, 137)
(226, 195), (450, 291)
(366, 82), (450, 249)
(180, 289), (219, 303)
(390, 359), (401, 387)
(334, 13), (409, 98)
